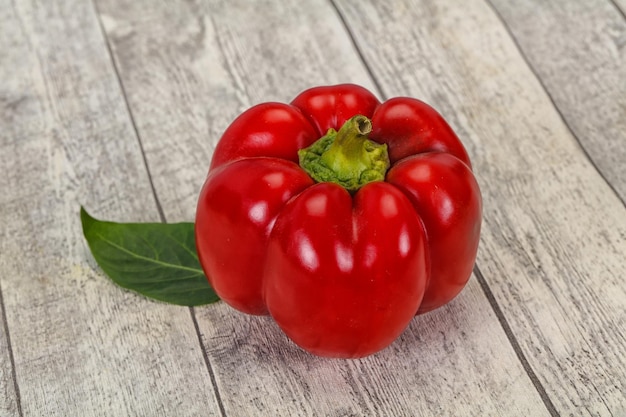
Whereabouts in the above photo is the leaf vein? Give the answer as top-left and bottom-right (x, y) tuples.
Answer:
(95, 232), (204, 275)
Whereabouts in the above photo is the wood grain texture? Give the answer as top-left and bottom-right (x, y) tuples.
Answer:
(97, 0), (554, 415)
(0, 296), (19, 417)
(194, 289), (552, 416)
(2, 0), (623, 415)
(0, 0), (220, 415)
(613, 0), (626, 16)
(95, 0), (380, 223)
(333, 0), (626, 415)
(489, 0), (626, 202)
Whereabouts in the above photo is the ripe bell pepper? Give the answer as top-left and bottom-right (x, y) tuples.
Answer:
(195, 84), (482, 358)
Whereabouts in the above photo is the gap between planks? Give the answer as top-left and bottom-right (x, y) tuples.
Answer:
(0, 281), (23, 417)
(90, 0), (226, 413)
(484, 0), (626, 209)
(329, 1), (561, 415)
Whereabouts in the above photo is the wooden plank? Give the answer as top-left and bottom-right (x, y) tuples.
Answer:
(0, 4), (33, 415)
(489, 0), (626, 201)
(613, 0), (626, 17)
(95, 0), (380, 223)
(0, 296), (19, 416)
(96, 0), (553, 415)
(0, 0), (221, 415)
(333, 0), (626, 414)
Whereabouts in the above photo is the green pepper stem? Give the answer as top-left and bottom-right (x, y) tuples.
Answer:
(320, 115), (372, 173)
(298, 115), (390, 192)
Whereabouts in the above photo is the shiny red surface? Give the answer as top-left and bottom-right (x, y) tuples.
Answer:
(290, 83), (380, 134)
(387, 153), (481, 313)
(196, 158), (313, 315)
(209, 102), (318, 170)
(195, 84), (482, 358)
(264, 182), (427, 358)
(370, 97), (472, 167)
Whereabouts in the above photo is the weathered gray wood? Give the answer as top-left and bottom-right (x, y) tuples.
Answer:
(489, 0), (626, 202)
(97, 0), (554, 415)
(334, 0), (626, 415)
(0, 0), (221, 415)
(613, 0), (626, 16)
(195, 291), (553, 416)
(0, 299), (19, 416)
(95, 0), (380, 223)
(1, 3), (35, 415)
(3, 0), (624, 414)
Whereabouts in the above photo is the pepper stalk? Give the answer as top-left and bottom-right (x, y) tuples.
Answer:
(298, 115), (390, 192)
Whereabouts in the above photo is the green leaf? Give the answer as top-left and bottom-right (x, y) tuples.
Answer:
(80, 207), (219, 306)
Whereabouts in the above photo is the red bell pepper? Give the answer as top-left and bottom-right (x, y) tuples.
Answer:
(195, 84), (482, 358)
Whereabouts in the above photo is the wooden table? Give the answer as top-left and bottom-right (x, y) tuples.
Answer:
(1, 0), (625, 415)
